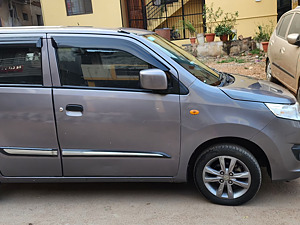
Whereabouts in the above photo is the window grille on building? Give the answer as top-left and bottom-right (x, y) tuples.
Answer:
(65, 0), (93, 16)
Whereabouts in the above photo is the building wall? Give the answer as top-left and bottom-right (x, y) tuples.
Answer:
(41, 0), (123, 27)
(41, 0), (278, 40)
(0, 0), (42, 27)
(205, 0), (277, 38)
(16, 3), (43, 26)
(0, 0), (12, 26)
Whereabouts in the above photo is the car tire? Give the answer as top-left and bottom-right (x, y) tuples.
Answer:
(194, 144), (261, 206)
(266, 60), (275, 82)
(296, 86), (300, 103)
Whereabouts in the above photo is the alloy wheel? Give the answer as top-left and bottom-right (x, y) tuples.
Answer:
(202, 156), (251, 199)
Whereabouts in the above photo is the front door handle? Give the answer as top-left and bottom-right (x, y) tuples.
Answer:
(65, 104), (83, 117)
(66, 104), (84, 112)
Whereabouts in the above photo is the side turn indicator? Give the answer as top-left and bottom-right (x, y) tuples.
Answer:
(190, 110), (199, 115)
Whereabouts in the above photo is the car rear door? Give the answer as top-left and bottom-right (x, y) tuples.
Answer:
(48, 34), (181, 177)
(0, 34), (62, 177)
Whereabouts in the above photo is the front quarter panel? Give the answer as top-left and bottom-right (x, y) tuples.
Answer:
(175, 80), (275, 182)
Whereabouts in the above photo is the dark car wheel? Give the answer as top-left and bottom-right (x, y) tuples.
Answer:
(266, 60), (275, 82)
(194, 144), (261, 206)
(296, 86), (300, 103)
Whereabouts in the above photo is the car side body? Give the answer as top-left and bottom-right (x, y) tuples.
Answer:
(0, 26), (299, 205)
(267, 6), (300, 99)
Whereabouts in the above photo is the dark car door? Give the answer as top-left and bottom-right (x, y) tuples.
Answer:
(0, 35), (62, 177)
(48, 34), (181, 177)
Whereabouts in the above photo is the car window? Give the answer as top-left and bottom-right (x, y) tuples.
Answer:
(288, 13), (300, 35)
(57, 47), (154, 89)
(143, 34), (220, 86)
(277, 13), (293, 38)
(0, 46), (42, 85)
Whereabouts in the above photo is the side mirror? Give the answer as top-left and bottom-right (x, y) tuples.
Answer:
(287, 33), (300, 45)
(140, 69), (168, 90)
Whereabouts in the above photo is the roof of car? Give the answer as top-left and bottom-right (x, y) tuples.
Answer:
(280, 6), (300, 19)
(0, 26), (154, 36)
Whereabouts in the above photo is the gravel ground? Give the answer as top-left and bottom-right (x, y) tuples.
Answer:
(201, 55), (267, 80)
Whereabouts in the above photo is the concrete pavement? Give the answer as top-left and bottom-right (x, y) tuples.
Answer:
(0, 170), (299, 225)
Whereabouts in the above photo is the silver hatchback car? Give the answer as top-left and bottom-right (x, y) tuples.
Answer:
(267, 6), (300, 100)
(0, 26), (300, 206)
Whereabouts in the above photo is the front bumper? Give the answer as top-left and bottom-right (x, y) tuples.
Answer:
(251, 117), (300, 181)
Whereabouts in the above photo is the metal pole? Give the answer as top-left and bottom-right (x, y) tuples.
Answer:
(165, 3), (168, 28)
(202, 0), (206, 33)
(141, 0), (147, 30)
(127, 0), (131, 27)
(181, 0), (185, 39)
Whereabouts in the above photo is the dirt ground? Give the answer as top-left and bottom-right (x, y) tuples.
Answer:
(1, 169), (300, 225)
(201, 54), (267, 80)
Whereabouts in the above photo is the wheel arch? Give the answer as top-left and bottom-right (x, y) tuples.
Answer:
(187, 137), (271, 182)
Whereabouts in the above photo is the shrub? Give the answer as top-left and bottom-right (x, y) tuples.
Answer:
(253, 21), (274, 42)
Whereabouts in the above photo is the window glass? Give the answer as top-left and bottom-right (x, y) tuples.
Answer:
(57, 48), (153, 89)
(288, 13), (300, 35)
(0, 47), (42, 85)
(277, 14), (293, 38)
(65, 0), (93, 16)
(143, 34), (220, 86)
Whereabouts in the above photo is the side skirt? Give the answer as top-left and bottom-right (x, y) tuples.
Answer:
(0, 176), (175, 183)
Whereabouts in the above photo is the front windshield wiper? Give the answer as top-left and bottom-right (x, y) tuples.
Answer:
(211, 69), (231, 87)
(219, 72), (228, 87)
(209, 69), (224, 86)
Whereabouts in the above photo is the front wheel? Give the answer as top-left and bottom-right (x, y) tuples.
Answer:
(194, 144), (261, 206)
(296, 86), (300, 103)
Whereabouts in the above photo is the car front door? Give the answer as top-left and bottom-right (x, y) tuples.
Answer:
(270, 13), (297, 92)
(0, 35), (62, 177)
(284, 12), (300, 92)
(48, 34), (181, 177)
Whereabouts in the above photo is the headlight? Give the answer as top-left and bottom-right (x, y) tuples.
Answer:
(265, 102), (300, 121)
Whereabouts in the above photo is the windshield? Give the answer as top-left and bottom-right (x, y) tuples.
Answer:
(143, 34), (221, 86)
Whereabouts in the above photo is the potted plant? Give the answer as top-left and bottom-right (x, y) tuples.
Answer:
(171, 25), (180, 40)
(203, 4), (223, 42)
(215, 24), (232, 42)
(182, 20), (197, 44)
(253, 22), (274, 52)
(214, 11), (239, 42)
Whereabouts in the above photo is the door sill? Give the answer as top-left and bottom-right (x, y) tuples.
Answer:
(0, 176), (175, 183)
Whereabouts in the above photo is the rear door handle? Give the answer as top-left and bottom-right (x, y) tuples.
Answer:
(65, 104), (83, 117)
